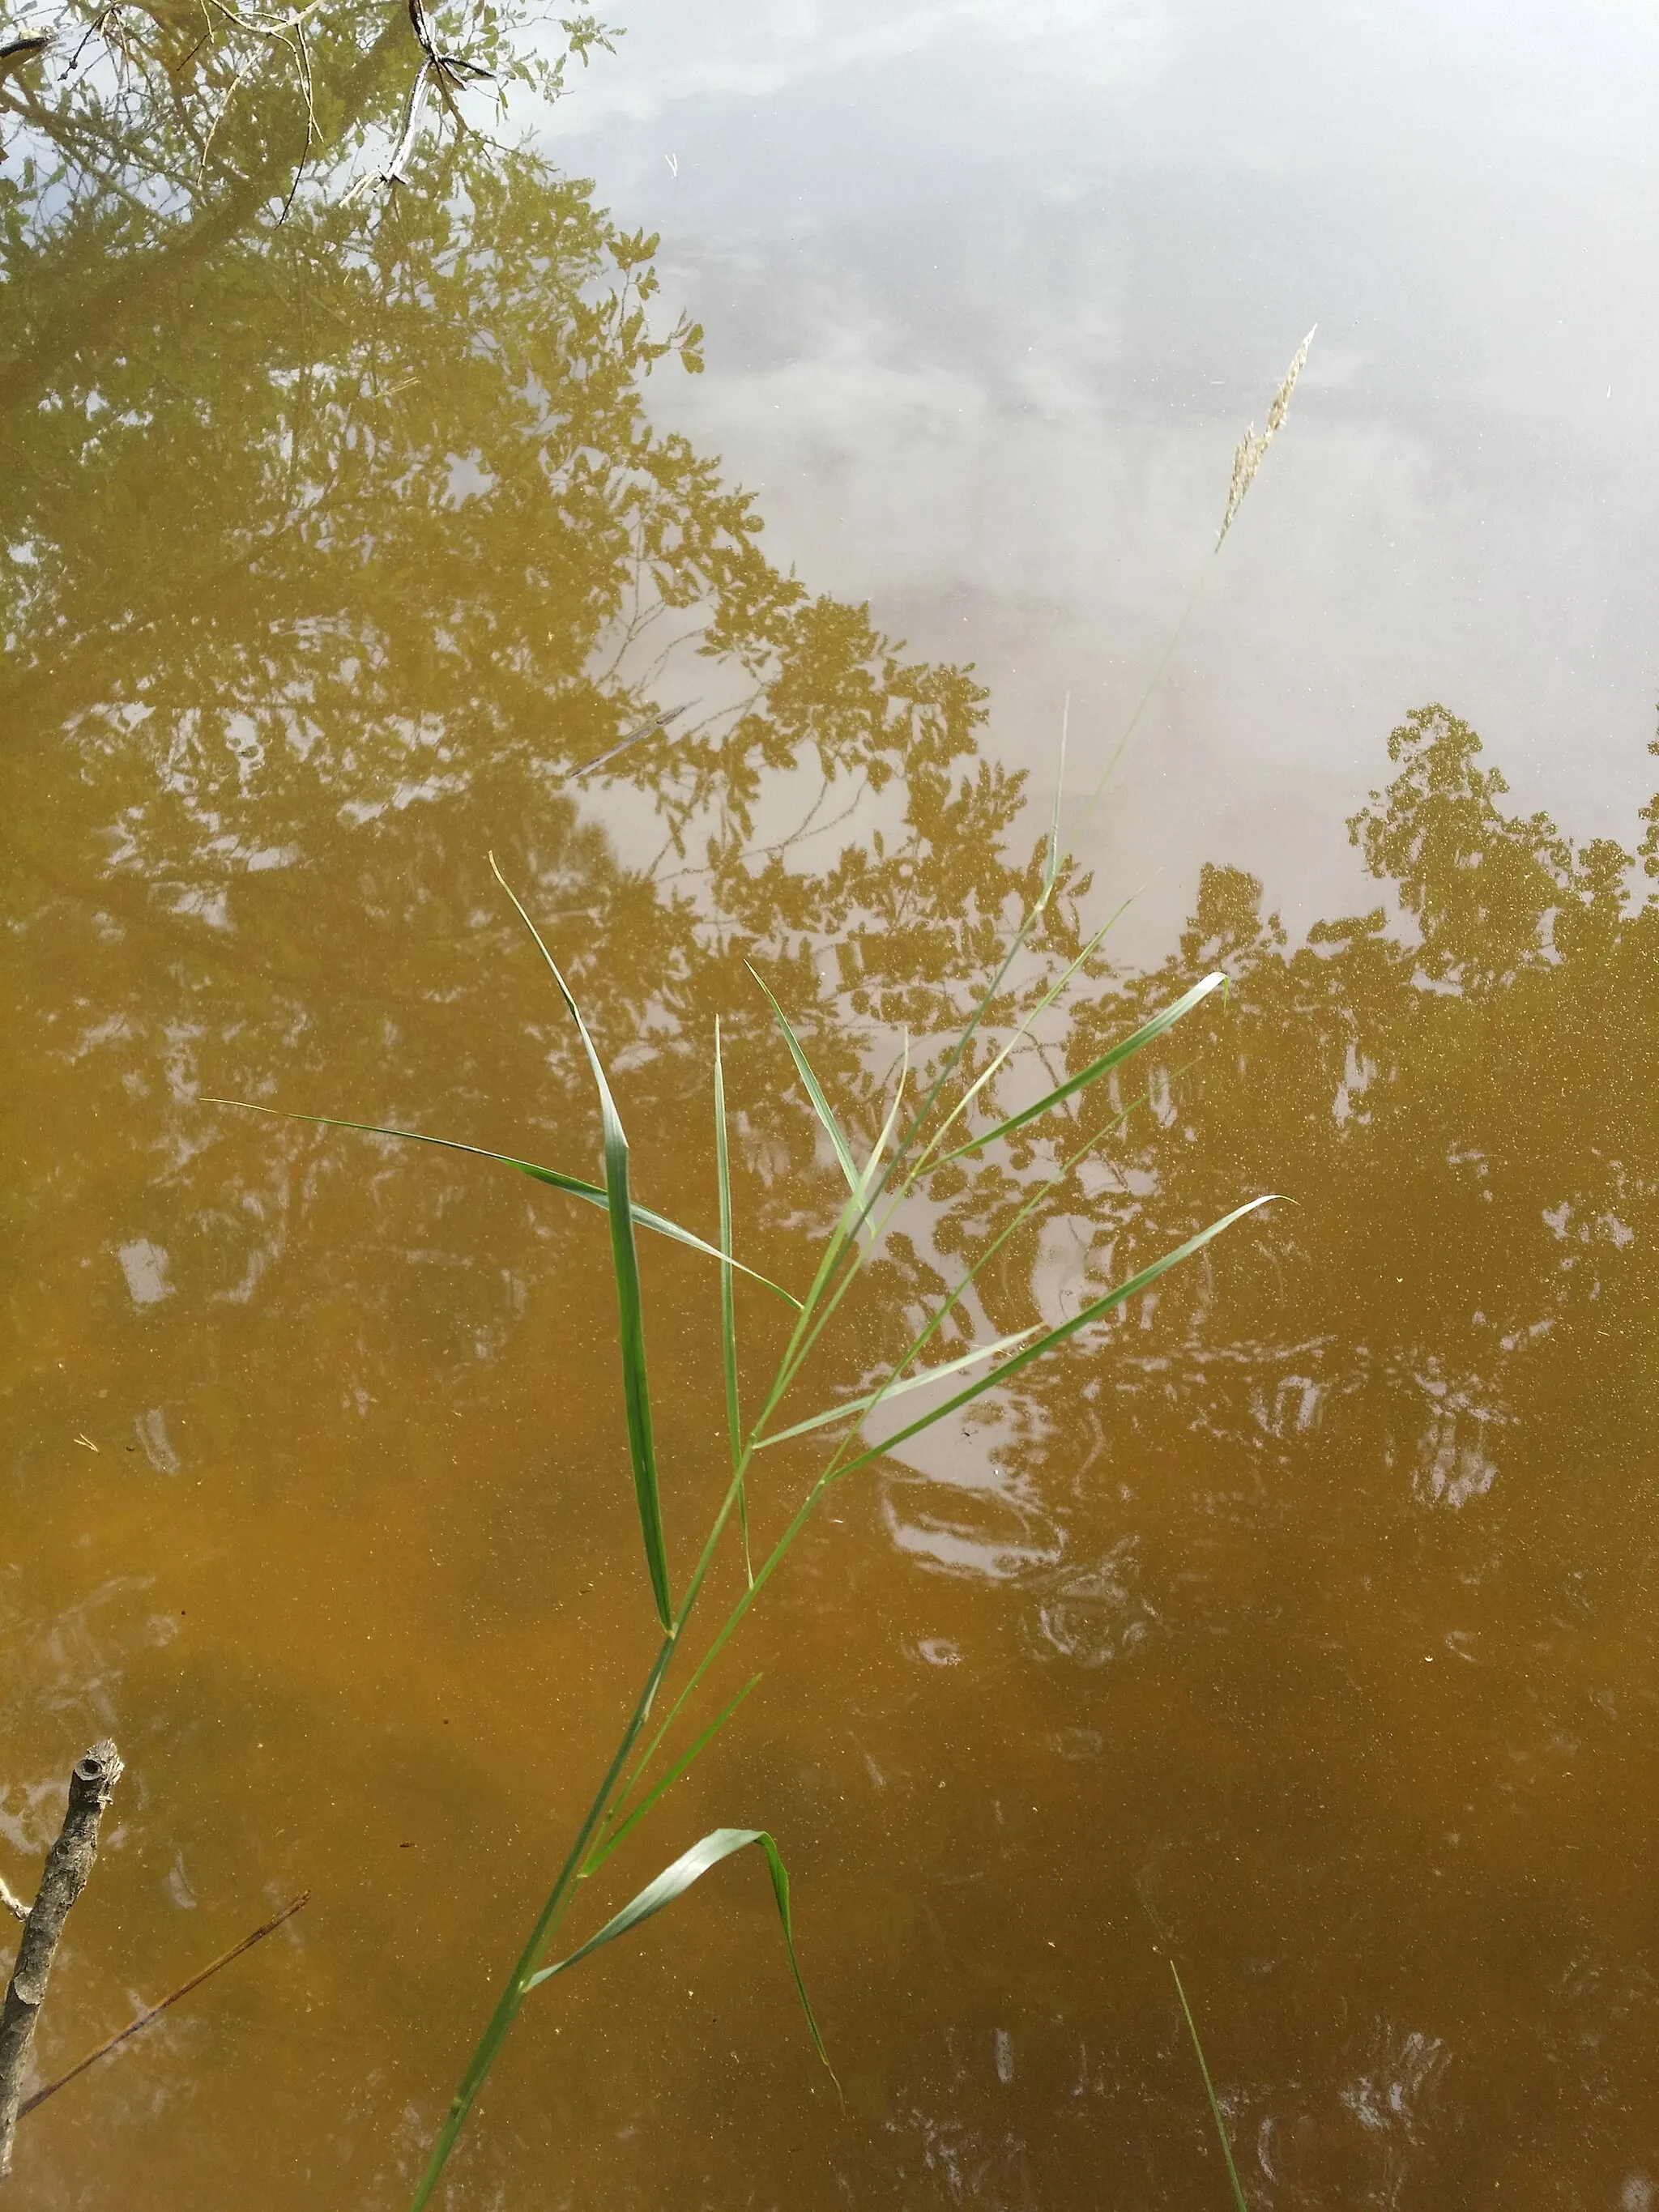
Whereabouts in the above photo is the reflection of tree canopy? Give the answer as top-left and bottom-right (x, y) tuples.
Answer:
(3, 68), (1069, 1417)
(7, 21), (1657, 1473)
(897, 703), (1659, 1602)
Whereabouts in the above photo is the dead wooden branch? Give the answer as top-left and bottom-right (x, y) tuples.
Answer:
(0, 1740), (123, 2181)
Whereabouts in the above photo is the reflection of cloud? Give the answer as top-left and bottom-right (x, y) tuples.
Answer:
(134, 1407), (181, 1475)
(552, 0), (1173, 131)
(1027, 1536), (1157, 1669)
(1411, 1366), (1505, 1511)
(561, 0), (1659, 961)
(882, 1460), (1065, 1580)
(117, 1238), (173, 1308)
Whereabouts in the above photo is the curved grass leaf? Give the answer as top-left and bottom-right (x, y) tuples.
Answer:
(1171, 1960), (1249, 2212)
(409, 1635), (679, 2212)
(932, 970), (1226, 1166)
(525, 1826), (832, 2073)
(621, 1163), (1260, 1841)
(831, 1194), (1281, 1483)
(489, 855), (672, 1632)
(713, 1020), (751, 1584)
(747, 963), (860, 1196)
(754, 1327), (1039, 1451)
(205, 1099), (800, 1308)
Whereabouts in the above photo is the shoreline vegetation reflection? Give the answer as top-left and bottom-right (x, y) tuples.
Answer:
(4, 14), (1659, 2210)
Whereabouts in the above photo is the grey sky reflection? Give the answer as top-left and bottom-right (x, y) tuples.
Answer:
(551, 0), (1659, 957)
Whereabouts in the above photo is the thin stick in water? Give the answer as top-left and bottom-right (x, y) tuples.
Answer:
(19, 1892), (311, 2120)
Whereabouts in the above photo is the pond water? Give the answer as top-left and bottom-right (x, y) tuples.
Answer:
(3, 4), (1657, 2208)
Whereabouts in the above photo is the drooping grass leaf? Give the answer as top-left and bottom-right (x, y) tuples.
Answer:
(206, 1098), (800, 1307)
(754, 1327), (1039, 1450)
(525, 1826), (832, 2073)
(712, 1019), (753, 1585)
(1171, 1960), (1249, 2212)
(747, 962), (860, 1196)
(931, 969), (1226, 1166)
(583, 1673), (760, 1877)
(489, 856), (672, 1632)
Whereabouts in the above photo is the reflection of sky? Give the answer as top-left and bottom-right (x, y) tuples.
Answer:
(548, 0), (1659, 956)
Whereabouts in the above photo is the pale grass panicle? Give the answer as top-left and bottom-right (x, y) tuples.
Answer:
(1218, 325), (1316, 546)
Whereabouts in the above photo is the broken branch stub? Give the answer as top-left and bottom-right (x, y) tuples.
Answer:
(0, 1741), (123, 2180)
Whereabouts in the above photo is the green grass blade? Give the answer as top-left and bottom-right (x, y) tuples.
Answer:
(713, 1020), (752, 1585)
(831, 1194), (1280, 1483)
(866, 699), (1073, 1200)
(800, 1087), (1160, 1481)
(754, 1327), (1039, 1450)
(909, 908), (1126, 1176)
(524, 1826), (832, 2071)
(620, 1106), (1214, 1821)
(582, 1674), (761, 1878)
(747, 961), (861, 1196)
(488, 856), (672, 1632)
(409, 1634), (676, 2210)
(1171, 1960), (1249, 2212)
(931, 970), (1226, 1166)
(206, 1098), (799, 1308)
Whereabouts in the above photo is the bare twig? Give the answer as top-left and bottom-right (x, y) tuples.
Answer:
(344, 0), (493, 198)
(19, 1891), (309, 2119)
(0, 1741), (123, 2180)
(569, 702), (693, 781)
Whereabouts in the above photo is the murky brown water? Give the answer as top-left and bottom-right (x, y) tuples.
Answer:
(5, 11), (1659, 2210)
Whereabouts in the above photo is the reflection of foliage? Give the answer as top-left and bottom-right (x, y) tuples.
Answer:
(0, 0), (613, 221)
(3, 77), (1085, 1400)
(904, 704), (1659, 1592)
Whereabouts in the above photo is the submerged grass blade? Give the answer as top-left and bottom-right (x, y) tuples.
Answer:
(1171, 1960), (1249, 2212)
(206, 1098), (799, 1307)
(488, 855), (672, 1632)
(525, 1826), (832, 2071)
(931, 970), (1226, 1166)
(582, 1674), (761, 1878)
(713, 1019), (752, 1584)
(754, 1327), (1039, 1450)
(830, 1194), (1280, 1483)
(747, 962), (860, 1196)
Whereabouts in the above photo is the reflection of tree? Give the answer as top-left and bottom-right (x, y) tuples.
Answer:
(904, 704), (1659, 1600)
(3, 72), (1079, 1423)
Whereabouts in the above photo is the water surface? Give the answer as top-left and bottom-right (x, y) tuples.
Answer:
(2, 8), (1657, 2210)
